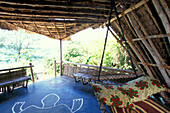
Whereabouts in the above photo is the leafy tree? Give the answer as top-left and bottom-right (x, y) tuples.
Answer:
(64, 41), (88, 63)
(0, 30), (41, 64)
(63, 35), (131, 70)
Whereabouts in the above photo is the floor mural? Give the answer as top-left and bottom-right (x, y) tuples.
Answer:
(12, 93), (83, 113)
(46, 78), (70, 87)
(0, 76), (101, 113)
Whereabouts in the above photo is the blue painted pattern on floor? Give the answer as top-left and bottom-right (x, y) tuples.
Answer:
(0, 76), (101, 113)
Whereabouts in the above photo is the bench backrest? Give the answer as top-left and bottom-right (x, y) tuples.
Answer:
(0, 69), (26, 82)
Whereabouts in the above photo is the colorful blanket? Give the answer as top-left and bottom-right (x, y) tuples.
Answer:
(90, 76), (166, 109)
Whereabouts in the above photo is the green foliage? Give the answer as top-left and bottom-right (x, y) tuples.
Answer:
(64, 35), (131, 70)
(0, 28), (132, 81)
(64, 41), (88, 63)
(43, 57), (60, 76)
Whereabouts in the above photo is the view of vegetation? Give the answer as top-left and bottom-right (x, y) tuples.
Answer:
(0, 28), (132, 81)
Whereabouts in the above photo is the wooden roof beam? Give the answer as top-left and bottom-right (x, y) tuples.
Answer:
(0, 17), (102, 24)
(19, 21), (26, 29)
(64, 23), (66, 37)
(0, 12), (108, 19)
(102, 0), (149, 26)
(53, 23), (61, 39)
(0, 5), (118, 15)
(33, 22), (40, 33)
(0, 13), (107, 22)
(44, 23), (52, 37)
(132, 34), (170, 41)
(0, 0), (132, 10)
(137, 62), (170, 69)
(129, 11), (170, 87)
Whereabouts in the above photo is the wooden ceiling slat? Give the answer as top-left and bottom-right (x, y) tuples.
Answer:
(0, 10), (108, 19)
(0, 15), (106, 23)
(53, 23), (61, 39)
(0, 6), (111, 17)
(0, 4), (118, 15)
(0, 0), (132, 10)
(64, 23), (67, 37)
(0, 17), (102, 23)
(0, 13), (108, 23)
(33, 22), (40, 33)
(44, 23), (52, 37)
(19, 21), (26, 29)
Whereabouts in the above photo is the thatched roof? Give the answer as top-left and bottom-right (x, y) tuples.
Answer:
(0, 0), (169, 91)
(0, 0), (140, 40)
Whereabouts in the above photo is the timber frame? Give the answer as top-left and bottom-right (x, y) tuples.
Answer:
(0, 0), (169, 103)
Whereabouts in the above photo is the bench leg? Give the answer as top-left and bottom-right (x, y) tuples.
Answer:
(7, 86), (11, 93)
(23, 80), (28, 88)
(7, 85), (14, 93)
(73, 76), (80, 83)
(25, 80), (28, 88)
(82, 78), (88, 85)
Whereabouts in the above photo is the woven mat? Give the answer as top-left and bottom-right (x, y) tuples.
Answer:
(94, 92), (170, 113)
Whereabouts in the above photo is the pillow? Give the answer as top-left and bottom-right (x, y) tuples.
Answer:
(123, 75), (166, 103)
(90, 82), (134, 108)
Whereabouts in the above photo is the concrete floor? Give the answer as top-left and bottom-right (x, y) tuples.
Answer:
(0, 76), (101, 113)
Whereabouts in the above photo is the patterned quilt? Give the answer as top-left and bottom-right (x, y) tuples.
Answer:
(90, 76), (166, 109)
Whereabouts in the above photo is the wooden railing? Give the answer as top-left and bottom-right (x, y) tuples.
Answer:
(0, 63), (35, 83)
(61, 61), (135, 77)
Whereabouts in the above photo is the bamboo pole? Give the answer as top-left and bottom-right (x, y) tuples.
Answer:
(132, 33), (170, 41)
(64, 23), (67, 37)
(128, 12), (170, 87)
(131, 11), (168, 65)
(152, 0), (170, 43)
(44, 23), (52, 37)
(109, 27), (143, 74)
(159, 0), (170, 20)
(144, 3), (162, 33)
(131, 11), (170, 74)
(60, 39), (63, 76)
(29, 63), (34, 83)
(113, 21), (154, 77)
(123, 15), (153, 64)
(122, 15), (155, 72)
(33, 22), (40, 33)
(53, 22), (61, 39)
(102, 0), (149, 27)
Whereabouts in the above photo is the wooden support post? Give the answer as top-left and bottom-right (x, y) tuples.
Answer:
(109, 28), (143, 75)
(60, 39), (63, 76)
(29, 63), (34, 83)
(127, 12), (170, 87)
(102, 0), (149, 27)
(113, 21), (153, 77)
(152, 0), (170, 43)
(54, 60), (57, 77)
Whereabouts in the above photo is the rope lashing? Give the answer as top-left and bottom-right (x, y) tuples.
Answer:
(112, 0), (137, 75)
(98, 0), (137, 81)
(98, 0), (114, 81)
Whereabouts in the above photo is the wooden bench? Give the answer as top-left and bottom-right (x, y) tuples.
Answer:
(0, 69), (31, 93)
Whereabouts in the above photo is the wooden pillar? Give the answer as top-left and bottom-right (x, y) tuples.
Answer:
(29, 63), (34, 83)
(60, 39), (63, 76)
(54, 60), (57, 77)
